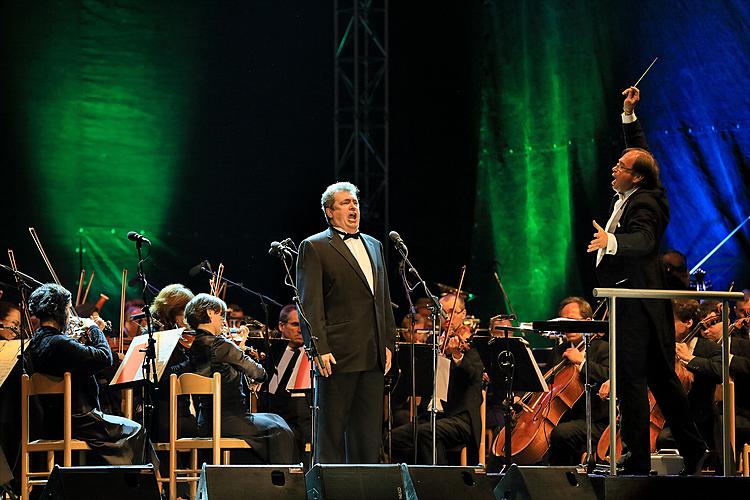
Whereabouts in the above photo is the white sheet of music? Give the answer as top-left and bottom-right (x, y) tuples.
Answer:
(268, 347), (295, 395)
(0, 340), (25, 389)
(428, 354), (451, 412)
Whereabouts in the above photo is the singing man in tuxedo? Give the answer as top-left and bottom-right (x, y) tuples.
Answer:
(297, 181), (397, 463)
(587, 87), (707, 475)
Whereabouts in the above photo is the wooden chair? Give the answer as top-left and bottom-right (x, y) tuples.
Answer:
(168, 373), (251, 500)
(20, 372), (91, 500)
(460, 389), (487, 466)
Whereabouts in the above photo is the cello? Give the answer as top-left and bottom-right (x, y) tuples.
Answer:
(491, 340), (586, 464)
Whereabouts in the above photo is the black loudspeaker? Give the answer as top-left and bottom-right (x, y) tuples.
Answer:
(40, 465), (159, 500)
(197, 465), (307, 499)
(493, 465), (597, 500)
(406, 466), (495, 499)
(305, 464), (415, 500)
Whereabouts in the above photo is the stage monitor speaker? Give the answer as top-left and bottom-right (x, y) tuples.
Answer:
(406, 465), (494, 499)
(40, 465), (159, 500)
(305, 464), (416, 500)
(197, 465), (306, 499)
(493, 465), (597, 500)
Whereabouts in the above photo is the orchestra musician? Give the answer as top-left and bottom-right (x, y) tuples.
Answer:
(267, 304), (312, 464)
(25, 284), (152, 465)
(587, 87), (708, 475)
(390, 293), (484, 464)
(186, 293), (295, 464)
(148, 284), (198, 442)
(548, 297), (609, 466)
(0, 301), (22, 491)
(734, 290), (750, 339)
(658, 299), (722, 451)
(296, 181), (397, 464)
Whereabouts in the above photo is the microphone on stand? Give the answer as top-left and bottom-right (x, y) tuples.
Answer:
(268, 241), (288, 259)
(188, 259), (210, 277)
(127, 231), (151, 245)
(388, 231), (408, 253)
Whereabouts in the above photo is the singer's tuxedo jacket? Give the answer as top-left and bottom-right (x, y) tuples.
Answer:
(297, 226), (397, 373)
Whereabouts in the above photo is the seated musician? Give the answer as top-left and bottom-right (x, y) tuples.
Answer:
(267, 304), (312, 463)
(186, 293), (295, 464)
(548, 297), (609, 466)
(657, 299), (721, 451)
(390, 293), (484, 464)
(0, 301), (23, 491)
(734, 290), (750, 339)
(149, 284), (198, 442)
(25, 284), (152, 465)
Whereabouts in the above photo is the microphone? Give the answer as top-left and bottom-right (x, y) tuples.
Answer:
(389, 231), (407, 252)
(268, 241), (287, 259)
(188, 259), (209, 277)
(127, 231), (151, 245)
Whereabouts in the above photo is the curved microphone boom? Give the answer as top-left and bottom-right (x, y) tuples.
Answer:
(127, 231), (151, 245)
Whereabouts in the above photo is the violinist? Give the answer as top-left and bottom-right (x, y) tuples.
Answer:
(548, 297), (609, 466)
(658, 299), (722, 452)
(734, 290), (750, 339)
(390, 293), (484, 464)
(0, 300), (21, 340)
(148, 284), (198, 443)
(0, 301), (22, 491)
(187, 293), (295, 464)
(25, 283), (153, 465)
(267, 304), (311, 463)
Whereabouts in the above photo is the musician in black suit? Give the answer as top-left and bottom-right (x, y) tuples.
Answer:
(390, 293), (484, 464)
(587, 87), (707, 475)
(658, 299), (722, 450)
(548, 297), (609, 466)
(297, 181), (397, 463)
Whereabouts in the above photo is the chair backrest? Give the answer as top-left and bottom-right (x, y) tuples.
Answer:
(21, 372), (74, 466)
(169, 372), (221, 464)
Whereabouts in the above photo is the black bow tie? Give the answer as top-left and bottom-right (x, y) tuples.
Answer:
(333, 228), (360, 240)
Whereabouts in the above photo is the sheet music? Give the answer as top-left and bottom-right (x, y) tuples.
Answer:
(268, 347), (295, 395)
(286, 350), (311, 391)
(109, 329), (182, 386)
(428, 355), (451, 412)
(0, 340), (25, 389)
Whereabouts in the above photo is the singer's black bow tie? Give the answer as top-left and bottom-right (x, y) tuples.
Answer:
(333, 228), (361, 240)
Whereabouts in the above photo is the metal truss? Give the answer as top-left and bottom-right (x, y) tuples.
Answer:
(334, 0), (389, 247)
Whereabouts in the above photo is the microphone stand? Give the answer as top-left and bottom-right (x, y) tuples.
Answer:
(270, 242), (324, 464)
(391, 239), (444, 465)
(397, 257), (418, 463)
(130, 237), (157, 459)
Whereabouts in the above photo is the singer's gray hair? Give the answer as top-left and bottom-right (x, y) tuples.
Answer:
(320, 181), (359, 222)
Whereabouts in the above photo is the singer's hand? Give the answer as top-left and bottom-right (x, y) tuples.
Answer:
(384, 347), (392, 374)
(315, 352), (337, 377)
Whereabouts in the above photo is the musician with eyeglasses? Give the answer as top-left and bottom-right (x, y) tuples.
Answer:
(266, 304), (312, 463)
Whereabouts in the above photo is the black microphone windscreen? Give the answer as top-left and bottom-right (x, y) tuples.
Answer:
(389, 231), (401, 242)
(127, 231), (139, 241)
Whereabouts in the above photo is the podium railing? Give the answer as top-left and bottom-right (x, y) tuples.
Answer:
(593, 288), (744, 476)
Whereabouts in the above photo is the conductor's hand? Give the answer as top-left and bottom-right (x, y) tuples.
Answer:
(385, 347), (392, 374)
(315, 352), (337, 377)
(587, 220), (608, 253)
(598, 379), (611, 400)
(622, 86), (640, 114)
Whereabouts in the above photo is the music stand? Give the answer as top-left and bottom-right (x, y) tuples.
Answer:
(391, 343), (439, 404)
(532, 320), (608, 473)
(479, 335), (547, 470)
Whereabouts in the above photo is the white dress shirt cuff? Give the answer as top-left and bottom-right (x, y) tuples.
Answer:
(605, 233), (618, 255)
